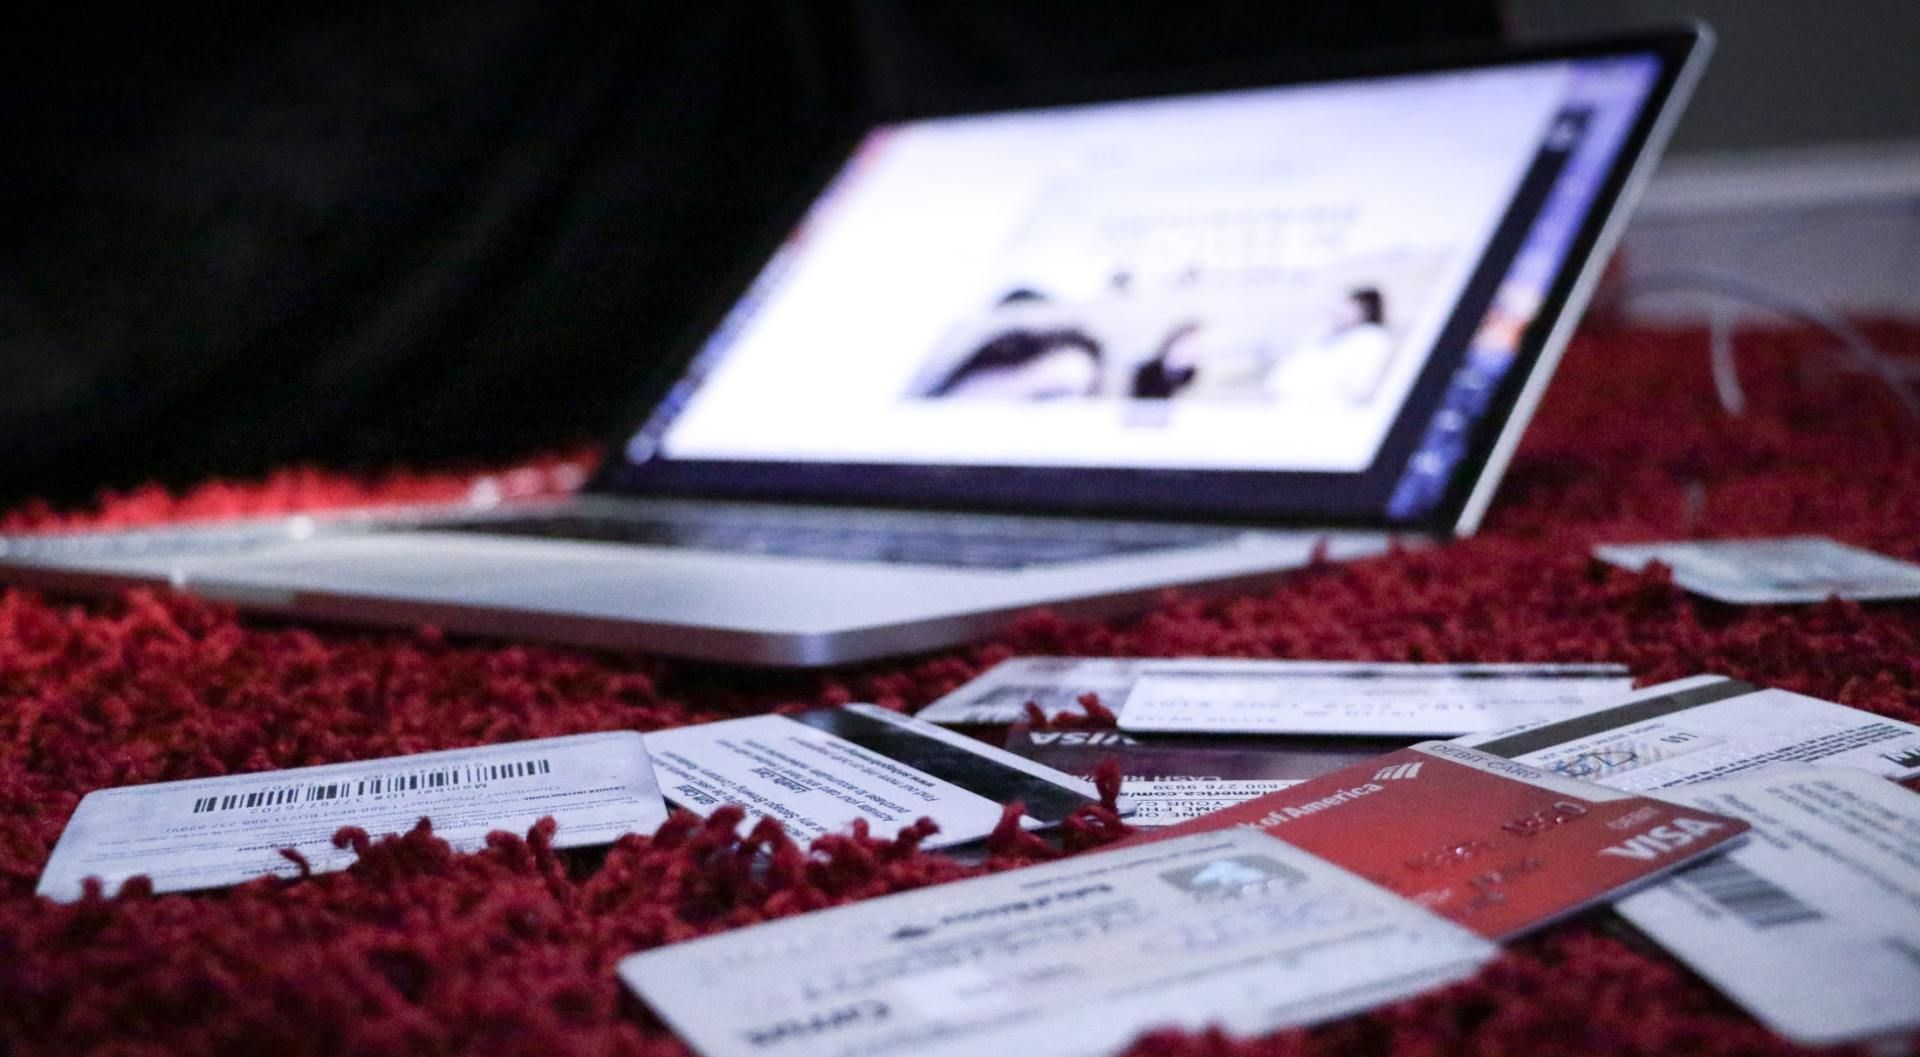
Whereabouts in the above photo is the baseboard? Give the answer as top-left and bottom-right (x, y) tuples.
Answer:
(1612, 139), (1920, 322)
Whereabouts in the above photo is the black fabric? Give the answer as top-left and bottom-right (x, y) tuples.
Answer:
(1, 2), (1500, 507)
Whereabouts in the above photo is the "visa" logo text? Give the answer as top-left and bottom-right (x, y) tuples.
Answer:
(1027, 731), (1139, 746)
(1597, 817), (1728, 860)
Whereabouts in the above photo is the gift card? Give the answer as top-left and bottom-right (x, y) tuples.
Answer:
(38, 731), (667, 901)
(645, 705), (1119, 849)
(1458, 674), (1920, 789)
(619, 829), (1495, 1057)
(917, 656), (1630, 734)
(1614, 768), (1920, 1047)
(1595, 536), (1920, 604)
(1120, 662), (1632, 736)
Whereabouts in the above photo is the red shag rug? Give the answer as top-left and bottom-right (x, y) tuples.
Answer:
(5, 321), (1920, 1057)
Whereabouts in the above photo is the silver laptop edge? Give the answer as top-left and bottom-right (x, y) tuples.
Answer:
(0, 31), (1709, 666)
(1453, 25), (1712, 534)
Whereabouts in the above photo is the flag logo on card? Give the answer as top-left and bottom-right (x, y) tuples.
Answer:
(1372, 761), (1424, 781)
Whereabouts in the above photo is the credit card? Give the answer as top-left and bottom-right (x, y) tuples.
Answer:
(1119, 662), (1632, 736)
(916, 657), (1630, 731)
(1594, 536), (1920, 604)
(618, 828), (1496, 1057)
(1003, 726), (1408, 827)
(36, 731), (667, 901)
(1457, 674), (1920, 789)
(644, 705), (1118, 849)
(1111, 741), (1749, 939)
(1612, 768), (1920, 1047)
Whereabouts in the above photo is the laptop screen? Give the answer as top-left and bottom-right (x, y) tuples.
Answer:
(610, 42), (1690, 530)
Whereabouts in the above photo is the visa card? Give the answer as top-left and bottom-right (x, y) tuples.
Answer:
(1110, 741), (1750, 940)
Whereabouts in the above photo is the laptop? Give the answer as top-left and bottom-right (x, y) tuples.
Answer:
(0, 28), (1711, 667)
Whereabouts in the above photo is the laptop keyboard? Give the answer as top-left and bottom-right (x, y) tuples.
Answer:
(419, 510), (1239, 570)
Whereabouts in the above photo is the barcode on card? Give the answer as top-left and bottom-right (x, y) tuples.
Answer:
(188, 758), (554, 814)
(1678, 855), (1824, 929)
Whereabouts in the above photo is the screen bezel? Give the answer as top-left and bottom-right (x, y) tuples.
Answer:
(591, 27), (1708, 534)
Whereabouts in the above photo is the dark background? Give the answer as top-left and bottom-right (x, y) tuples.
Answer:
(1, 2), (1499, 508)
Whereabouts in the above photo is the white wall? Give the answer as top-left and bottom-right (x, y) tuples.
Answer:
(1506, 1), (1920, 322)
(1506, 0), (1920, 155)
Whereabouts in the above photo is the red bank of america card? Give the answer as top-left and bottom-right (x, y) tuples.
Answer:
(1113, 741), (1749, 940)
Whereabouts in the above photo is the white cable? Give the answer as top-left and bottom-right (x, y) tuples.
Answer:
(1707, 299), (1744, 415)
(1627, 267), (1920, 422)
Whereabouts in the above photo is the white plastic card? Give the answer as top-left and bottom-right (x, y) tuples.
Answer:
(1594, 536), (1920, 604)
(1458, 674), (1920, 790)
(1615, 769), (1920, 1046)
(917, 656), (1631, 736)
(37, 731), (667, 901)
(1119, 661), (1634, 736)
(645, 705), (1115, 849)
(619, 828), (1496, 1057)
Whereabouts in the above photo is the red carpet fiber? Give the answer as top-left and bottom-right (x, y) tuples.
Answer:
(5, 322), (1920, 1056)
